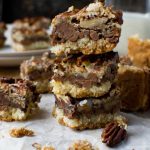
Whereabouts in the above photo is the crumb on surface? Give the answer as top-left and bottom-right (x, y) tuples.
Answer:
(9, 127), (34, 138)
(68, 140), (99, 150)
(32, 143), (55, 150)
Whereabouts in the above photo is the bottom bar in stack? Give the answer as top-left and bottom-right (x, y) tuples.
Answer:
(53, 86), (123, 130)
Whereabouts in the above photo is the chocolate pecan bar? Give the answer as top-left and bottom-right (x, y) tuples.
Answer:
(118, 56), (150, 111)
(51, 51), (119, 98)
(0, 78), (40, 121)
(53, 86), (123, 130)
(0, 22), (7, 48)
(50, 1), (123, 55)
(13, 16), (51, 29)
(55, 86), (120, 118)
(11, 28), (49, 51)
(20, 52), (55, 93)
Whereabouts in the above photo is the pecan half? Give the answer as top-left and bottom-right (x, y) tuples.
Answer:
(101, 122), (127, 147)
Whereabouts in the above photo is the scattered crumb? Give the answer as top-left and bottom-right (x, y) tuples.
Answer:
(32, 143), (42, 150)
(42, 146), (55, 150)
(68, 140), (99, 150)
(32, 143), (55, 150)
(9, 127), (34, 138)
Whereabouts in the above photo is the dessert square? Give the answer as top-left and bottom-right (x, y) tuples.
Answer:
(51, 51), (119, 98)
(53, 86), (122, 130)
(20, 52), (55, 93)
(0, 78), (40, 121)
(55, 86), (120, 119)
(128, 35), (150, 68)
(13, 16), (51, 29)
(11, 28), (49, 51)
(118, 56), (150, 111)
(50, 2), (123, 55)
(0, 22), (7, 48)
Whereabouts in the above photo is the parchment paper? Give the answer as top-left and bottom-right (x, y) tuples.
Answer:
(0, 94), (150, 150)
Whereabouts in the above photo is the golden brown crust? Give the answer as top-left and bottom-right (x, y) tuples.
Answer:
(128, 35), (150, 68)
(9, 128), (34, 138)
(118, 63), (150, 111)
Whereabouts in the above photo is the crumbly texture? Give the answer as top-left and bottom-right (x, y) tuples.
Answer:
(52, 106), (124, 130)
(0, 103), (38, 121)
(20, 52), (55, 93)
(68, 140), (99, 150)
(51, 38), (115, 56)
(128, 35), (150, 68)
(50, 2), (123, 55)
(52, 80), (111, 98)
(32, 80), (52, 94)
(118, 61), (150, 111)
(32, 143), (55, 150)
(13, 17), (51, 29)
(12, 28), (49, 51)
(55, 87), (120, 119)
(52, 51), (119, 98)
(0, 78), (40, 121)
(9, 127), (34, 138)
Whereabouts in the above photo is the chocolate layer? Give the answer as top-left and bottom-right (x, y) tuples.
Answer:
(55, 87), (120, 119)
(51, 20), (121, 45)
(0, 78), (40, 111)
(53, 51), (119, 88)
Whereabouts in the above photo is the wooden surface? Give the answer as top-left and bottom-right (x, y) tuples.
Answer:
(0, 67), (20, 78)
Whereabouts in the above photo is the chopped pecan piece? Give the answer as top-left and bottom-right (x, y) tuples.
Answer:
(101, 122), (127, 147)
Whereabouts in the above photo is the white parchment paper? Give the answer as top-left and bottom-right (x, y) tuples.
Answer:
(0, 94), (150, 150)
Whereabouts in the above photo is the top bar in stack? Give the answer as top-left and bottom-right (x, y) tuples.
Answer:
(50, 1), (123, 56)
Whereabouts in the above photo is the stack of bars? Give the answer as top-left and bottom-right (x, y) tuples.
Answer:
(51, 1), (124, 130)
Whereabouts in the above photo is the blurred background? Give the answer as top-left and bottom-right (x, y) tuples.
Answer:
(0, 0), (150, 23)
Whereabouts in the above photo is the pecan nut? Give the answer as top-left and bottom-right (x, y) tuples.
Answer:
(101, 122), (127, 147)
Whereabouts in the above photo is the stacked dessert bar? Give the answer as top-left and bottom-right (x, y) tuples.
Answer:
(51, 1), (124, 130)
